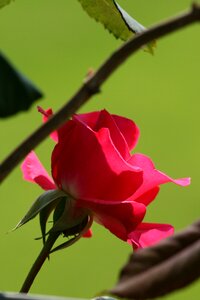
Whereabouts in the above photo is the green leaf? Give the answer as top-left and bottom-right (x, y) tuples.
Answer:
(0, 0), (13, 9)
(79, 0), (145, 39)
(78, 0), (155, 53)
(0, 53), (43, 118)
(14, 190), (67, 230)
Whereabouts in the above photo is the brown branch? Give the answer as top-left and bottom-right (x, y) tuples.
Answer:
(109, 219), (200, 299)
(0, 4), (200, 183)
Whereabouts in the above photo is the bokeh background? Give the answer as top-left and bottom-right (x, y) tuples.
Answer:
(0, 0), (200, 299)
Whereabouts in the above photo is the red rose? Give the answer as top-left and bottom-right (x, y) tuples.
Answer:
(21, 109), (190, 249)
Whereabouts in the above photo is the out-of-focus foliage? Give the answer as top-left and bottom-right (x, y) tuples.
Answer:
(0, 0), (13, 9)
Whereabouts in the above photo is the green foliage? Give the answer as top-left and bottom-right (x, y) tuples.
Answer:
(0, 0), (13, 9)
(0, 53), (43, 118)
(78, 0), (155, 53)
(15, 189), (88, 254)
(39, 196), (91, 254)
(14, 190), (67, 230)
(78, 0), (145, 41)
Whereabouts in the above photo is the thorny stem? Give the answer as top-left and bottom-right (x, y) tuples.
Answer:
(20, 232), (60, 294)
(0, 4), (199, 183)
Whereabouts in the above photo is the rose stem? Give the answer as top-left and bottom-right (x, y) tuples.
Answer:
(20, 231), (60, 294)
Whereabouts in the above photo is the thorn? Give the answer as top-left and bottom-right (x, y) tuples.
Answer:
(37, 106), (49, 117)
(83, 68), (95, 83)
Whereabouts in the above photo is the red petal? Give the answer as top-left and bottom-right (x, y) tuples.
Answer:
(75, 110), (131, 160)
(128, 153), (190, 205)
(134, 187), (160, 206)
(37, 106), (58, 142)
(83, 229), (92, 238)
(52, 121), (142, 203)
(72, 111), (100, 129)
(112, 114), (140, 151)
(21, 151), (56, 190)
(81, 200), (146, 241)
(129, 222), (174, 249)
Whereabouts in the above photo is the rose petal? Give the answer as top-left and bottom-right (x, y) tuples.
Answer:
(83, 201), (146, 241)
(52, 121), (142, 203)
(74, 110), (131, 160)
(113, 114), (140, 151)
(129, 222), (174, 249)
(128, 153), (190, 205)
(21, 151), (56, 190)
(38, 106), (74, 144)
(83, 229), (92, 238)
(134, 187), (160, 206)
(73, 111), (100, 129)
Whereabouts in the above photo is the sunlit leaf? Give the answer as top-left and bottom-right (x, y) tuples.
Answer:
(79, 0), (146, 40)
(14, 190), (67, 230)
(0, 53), (43, 118)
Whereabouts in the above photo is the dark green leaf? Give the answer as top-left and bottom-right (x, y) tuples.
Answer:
(0, 53), (43, 118)
(14, 190), (67, 230)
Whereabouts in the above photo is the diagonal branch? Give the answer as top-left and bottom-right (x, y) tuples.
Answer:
(0, 4), (200, 183)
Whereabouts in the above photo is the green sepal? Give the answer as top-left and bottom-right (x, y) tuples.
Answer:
(39, 198), (62, 244)
(50, 235), (80, 253)
(14, 190), (67, 230)
(51, 197), (86, 233)
(50, 215), (90, 253)
(53, 197), (67, 225)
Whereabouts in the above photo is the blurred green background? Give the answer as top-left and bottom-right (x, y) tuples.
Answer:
(0, 0), (200, 299)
